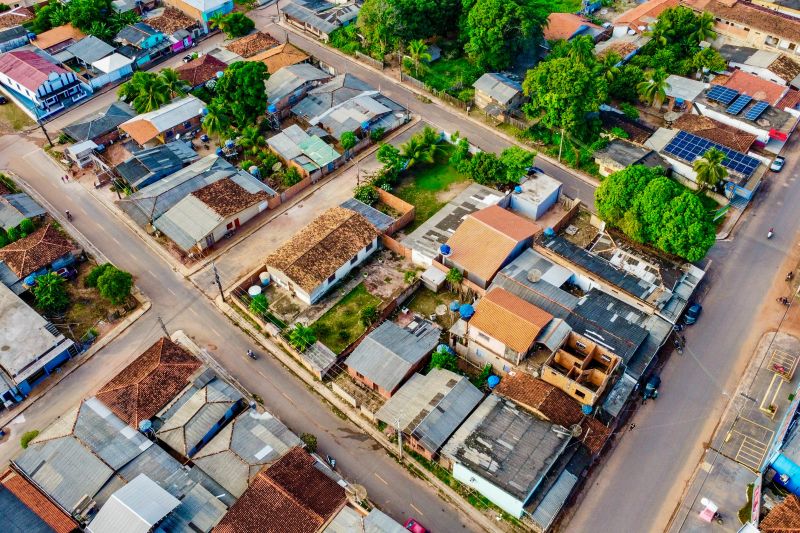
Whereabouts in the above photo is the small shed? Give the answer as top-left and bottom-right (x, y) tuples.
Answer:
(508, 173), (563, 220)
(421, 265), (446, 291)
(65, 140), (98, 168)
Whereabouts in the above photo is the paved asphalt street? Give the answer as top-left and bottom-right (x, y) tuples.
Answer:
(0, 135), (479, 533)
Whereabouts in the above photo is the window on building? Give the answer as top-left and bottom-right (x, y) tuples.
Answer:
(327, 273), (336, 284)
(365, 240), (373, 251)
(356, 372), (363, 379)
(350, 255), (358, 264)
(576, 341), (587, 351)
(477, 332), (490, 342)
(575, 389), (586, 398)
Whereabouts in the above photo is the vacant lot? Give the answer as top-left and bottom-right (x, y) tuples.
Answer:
(0, 103), (33, 134)
(313, 283), (382, 354)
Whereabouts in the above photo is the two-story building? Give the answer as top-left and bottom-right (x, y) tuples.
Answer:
(115, 22), (169, 67)
(264, 63), (331, 118)
(0, 49), (90, 119)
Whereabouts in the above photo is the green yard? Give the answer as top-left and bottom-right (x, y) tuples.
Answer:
(549, 0), (583, 12)
(0, 103), (34, 132)
(394, 145), (469, 232)
(405, 286), (460, 329)
(312, 283), (382, 354)
(412, 57), (484, 96)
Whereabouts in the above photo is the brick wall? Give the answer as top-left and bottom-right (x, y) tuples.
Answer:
(377, 189), (415, 235)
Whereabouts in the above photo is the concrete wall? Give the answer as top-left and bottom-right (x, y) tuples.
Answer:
(376, 189), (414, 235)
(452, 462), (525, 518)
(730, 61), (787, 85)
(193, 200), (269, 251)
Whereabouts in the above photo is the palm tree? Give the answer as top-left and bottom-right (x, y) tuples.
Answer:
(693, 148), (728, 191)
(202, 103), (229, 144)
(88, 21), (113, 41)
(692, 11), (717, 44)
(159, 68), (187, 99)
(289, 323), (316, 352)
(120, 72), (170, 113)
(239, 124), (264, 155)
(419, 125), (443, 161)
(567, 36), (595, 64)
(637, 69), (670, 109)
(644, 17), (671, 46)
(400, 136), (434, 169)
(408, 39), (432, 77)
(599, 52), (621, 83)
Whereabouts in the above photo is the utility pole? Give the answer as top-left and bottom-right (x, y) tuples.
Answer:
(395, 417), (402, 459)
(157, 316), (169, 338)
(212, 262), (225, 302)
(35, 107), (53, 147)
(558, 127), (565, 162)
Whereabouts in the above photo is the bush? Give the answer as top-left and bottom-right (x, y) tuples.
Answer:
(97, 266), (133, 305)
(33, 272), (69, 313)
(20, 430), (39, 449)
(249, 293), (269, 316)
(18, 218), (35, 235)
(360, 304), (378, 326)
(354, 184), (379, 206)
(85, 263), (113, 288)
(429, 349), (458, 372)
(299, 432), (317, 453)
(620, 102), (639, 120)
(281, 167), (302, 187)
(370, 127), (385, 142)
(6, 226), (20, 242)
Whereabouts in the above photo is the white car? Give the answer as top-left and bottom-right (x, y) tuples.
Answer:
(771, 156), (786, 172)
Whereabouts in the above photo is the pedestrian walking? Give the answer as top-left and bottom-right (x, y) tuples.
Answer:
(61, 175), (66, 182)
(629, 423), (636, 431)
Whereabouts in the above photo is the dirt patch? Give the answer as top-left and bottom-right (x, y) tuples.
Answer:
(434, 179), (470, 204)
(332, 371), (386, 414)
(562, 209), (600, 248)
(404, 286), (461, 330)
(362, 249), (413, 300)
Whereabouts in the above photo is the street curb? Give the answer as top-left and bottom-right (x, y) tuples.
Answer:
(213, 293), (505, 533)
(279, 21), (601, 191)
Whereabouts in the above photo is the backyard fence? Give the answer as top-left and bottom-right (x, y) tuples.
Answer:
(400, 72), (472, 111)
(355, 51), (384, 70)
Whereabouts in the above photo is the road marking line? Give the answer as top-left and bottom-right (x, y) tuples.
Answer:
(374, 473), (388, 485)
(111, 236), (121, 246)
(188, 308), (199, 317)
(410, 503), (424, 516)
(281, 392), (291, 401)
(211, 327), (222, 337)
(258, 371), (268, 379)
(166, 287), (176, 296)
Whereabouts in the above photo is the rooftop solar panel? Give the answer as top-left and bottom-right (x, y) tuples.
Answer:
(726, 94), (752, 115)
(745, 101), (769, 121)
(664, 131), (760, 178)
(707, 85), (739, 105)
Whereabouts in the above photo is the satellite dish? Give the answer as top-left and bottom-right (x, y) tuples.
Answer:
(527, 269), (542, 283)
(570, 424), (583, 437)
(272, 162), (283, 172)
(351, 484), (367, 501)
(435, 304), (447, 316)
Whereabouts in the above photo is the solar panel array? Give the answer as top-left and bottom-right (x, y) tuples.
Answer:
(745, 101), (769, 121)
(664, 131), (761, 178)
(707, 85), (739, 105)
(726, 94), (752, 115)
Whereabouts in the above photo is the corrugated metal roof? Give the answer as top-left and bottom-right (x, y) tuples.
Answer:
(86, 474), (180, 533)
(63, 101), (136, 142)
(375, 369), (482, 453)
(291, 74), (374, 121)
(265, 63), (329, 103)
(340, 198), (394, 232)
(153, 195), (220, 250)
(65, 36), (113, 64)
(0, 193), (44, 230)
(345, 320), (440, 392)
(473, 73), (522, 105)
(282, 2), (339, 34)
(120, 95), (203, 136)
(297, 135), (340, 166)
(157, 482), (227, 532)
(73, 398), (153, 470)
(530, 469), (579, 531)
(267, 128), (306, 160)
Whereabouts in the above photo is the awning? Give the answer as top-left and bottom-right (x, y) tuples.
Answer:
(769, 129), (789, 141)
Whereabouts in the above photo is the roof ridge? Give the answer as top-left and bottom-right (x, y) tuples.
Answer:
(264, 472), (326, 523)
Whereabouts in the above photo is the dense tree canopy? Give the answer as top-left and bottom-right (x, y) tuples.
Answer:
(212, 61), (269, 128)
(357, 0), (460, 48)
(499, 146), (534, 184)
(211, 12), (255, 39)
(30, 0), (138, 39)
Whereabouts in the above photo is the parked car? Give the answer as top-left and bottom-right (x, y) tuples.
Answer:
(0, 96), (7, 105)
(771, 156), (786, 172)
(182, 54), (194, 63)
(56, 267), (78, 281)
(404, 519), (429, 533)
(684, 303), (703, 325)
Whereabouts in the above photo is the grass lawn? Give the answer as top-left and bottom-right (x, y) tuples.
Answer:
(405, 286), (460, 329)
(0, 103), (34, 132)
(548, 0), (583, 12)
(414, 57), (483, 94)
(312, 283), (381, 354)
(394, 145), (469, 232)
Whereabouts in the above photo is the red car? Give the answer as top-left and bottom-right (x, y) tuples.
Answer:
(404, 518), (429, 533)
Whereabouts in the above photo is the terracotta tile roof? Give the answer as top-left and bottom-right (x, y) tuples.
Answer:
(192, 178), (272, 218)
(778, 89), (800, 110)
(673, 113), (757, 152)
(694, 0), (800, 43)
(0, 223), (73, 278)
(176, 54), (228, 87)
(469, 287), (553, 353)
(214, 448), (346, 533)
(265, 206), (379, 293)
(119, 119), (160, 146)
(226, 32), (279, 58)
(95, 337), (202, 427)
(598, 41), (638, 59)
(251, 43), (310, 73)
(32, 23), (85, 51)
(145, 7), (196, 35)
(761, 494), (800, 532)
(615, 0), (678, 30)
(0, 468), (77, 533)
(446, 205), (540, 283)
(0, 50), (68, 93)
(721, 69), (788, 105)
(770, 55), (800, 83)
(0, 6), (33, 29)
(544, 13), (603, 41)
(493, 372), (610, 454)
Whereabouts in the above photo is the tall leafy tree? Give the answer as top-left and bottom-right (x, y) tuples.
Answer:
(692, 47), (726, 74)
(693, 148), (728, 191)
(466, 152), (507, 185)
(202, 103), (230, 143)
(341, 131), (357, 156)
(464, 0), (548, 70)
(632, 176), (680, 242)
(212, 61), (269, 128)
(211, 12), (255, 39)
(159, 68), (187, 99)
(566, 35), (595, 64)
(691, 11), (717, 44)
(289, 323), (317, 352)
(608, 64), (645, 102)
(657, 192), (716, 261)
(68, 0), (112, 32)
(407, 39), (432, 76)
(523, 56), (607, 140)
(96, 266), (133, 306)
(33, 273), (69, 313)
(400, 135), (434, 168)
(356, 0), (398, 55)
(357, 0), (460, 47)
(595, 165), (662, 226)
(118, 72), (169, 113)
(499, 146), (534, 184)
(598, 52), (622, 83)
(637, 68), (670, 109)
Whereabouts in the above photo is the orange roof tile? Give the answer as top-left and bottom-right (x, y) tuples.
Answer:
(0, 223), (73, 278)
(0, 468), (77, 533)
(469, 287), (553, 353)
(251, 43), (310, 73)
(544, 13), (602, 41)
(778, 88), (800, 110)
(687, 0), (800, 44)
(32, 24), (85, 51)
(614, 0), (678, 30)
(95, 337), (202, 427)
(226, 31), (279, 58)
(446, 206), (540, 282)
(721, 69), (788, 105)
(673, 113), (757, 152)
(0, 6), (34, 29)
(175, 54), (227, 87)
(120, 118), (160, 146)
(761, 494), (800, 532)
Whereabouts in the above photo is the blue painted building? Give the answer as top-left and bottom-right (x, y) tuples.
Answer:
(165, 0), (234, 33)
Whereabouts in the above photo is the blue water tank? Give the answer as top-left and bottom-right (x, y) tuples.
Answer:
(449, 300), (460, 312)
(201, 107), (208, 116)
(249, 165), (260, 176)
(581, 404), (593, 415)
(440, 244), (451, 256)
(216, 71), (224, 78)
(544, 227), (556, 237)
(487, 375), (500, 389)
(225, 139), (234, 148)
(138, 419), (153, 433)
(436, 344), (453, 355)
(268, 104), (277, 113)
(459, 304), (475, 319)
(361, 121), (370, 130)
(772, 454), (800, 494)
(514, 185), (522, 194)
(24, 274), (37, 286)
(216, 148), (224, 156)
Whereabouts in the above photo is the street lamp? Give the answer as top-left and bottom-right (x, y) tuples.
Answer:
(33, 104), (53, 147)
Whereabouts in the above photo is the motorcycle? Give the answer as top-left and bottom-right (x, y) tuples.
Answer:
(247, 349), (257, 360)
(768, 227), (775, 239)
(778, 296), (791, 306)
(326, 455), (336, 469)
(674, 338), (683, 355)
(788, 272), (795, 281)
(65, 210), (72, 221)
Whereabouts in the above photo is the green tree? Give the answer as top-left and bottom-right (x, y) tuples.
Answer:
(637, 68), (670, 109)
(68, 0), (112, 32)
(428, 349), (458, 372)
(360, 304), (379, 326)
(18, 218), (35, 235)
(201, 102), (230, 144)
(212, 61), (269, 128)
(595, 165), (662, 226)
(407, 39), (431, 76)
(239, 124), (265, 155)
(692, 47), (726, 74)
(20, 430), (39, 449)
(464, 0), (548, 70)
(598, 51), (621, 83)
(609, 65), (645, 103)
(657, 191), (716, 261)
(158, 68), (187, 99)
(249, 293), (269, 316)
(299, 432), (317, 453)
(445, 267), (463, 287)
(6, 226), (20, 242)
(376, 143), (403, 170)
(693, 147), (728, 192)
(356, 0), (398, 56)
(400, 135), (434, 169)
(341, 131), (357, 158)
(88, 21), (113, 41)
(97, 266), (133, 305)
(33, 272), (70, 313)
(499, 146), (534, 184)
(109, 10), (140, 34)
(289, 323), (317, 352)
(692, 11), (717, 44)
(370, 127), (386, 143)
(449, 137), (472, 173)
(85, 263), (113, 287)
(632, 176), (680, 241)
(566, 35), (595, 64)
(211, 12), (255, 39)
(354, 184), (379, 205)
(118, 72), (169, 113)
(523, 57), (607, 140)
(281, 167), (302, 187)
(29, 2), (68, 34)
(467, 151), (507, 185)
